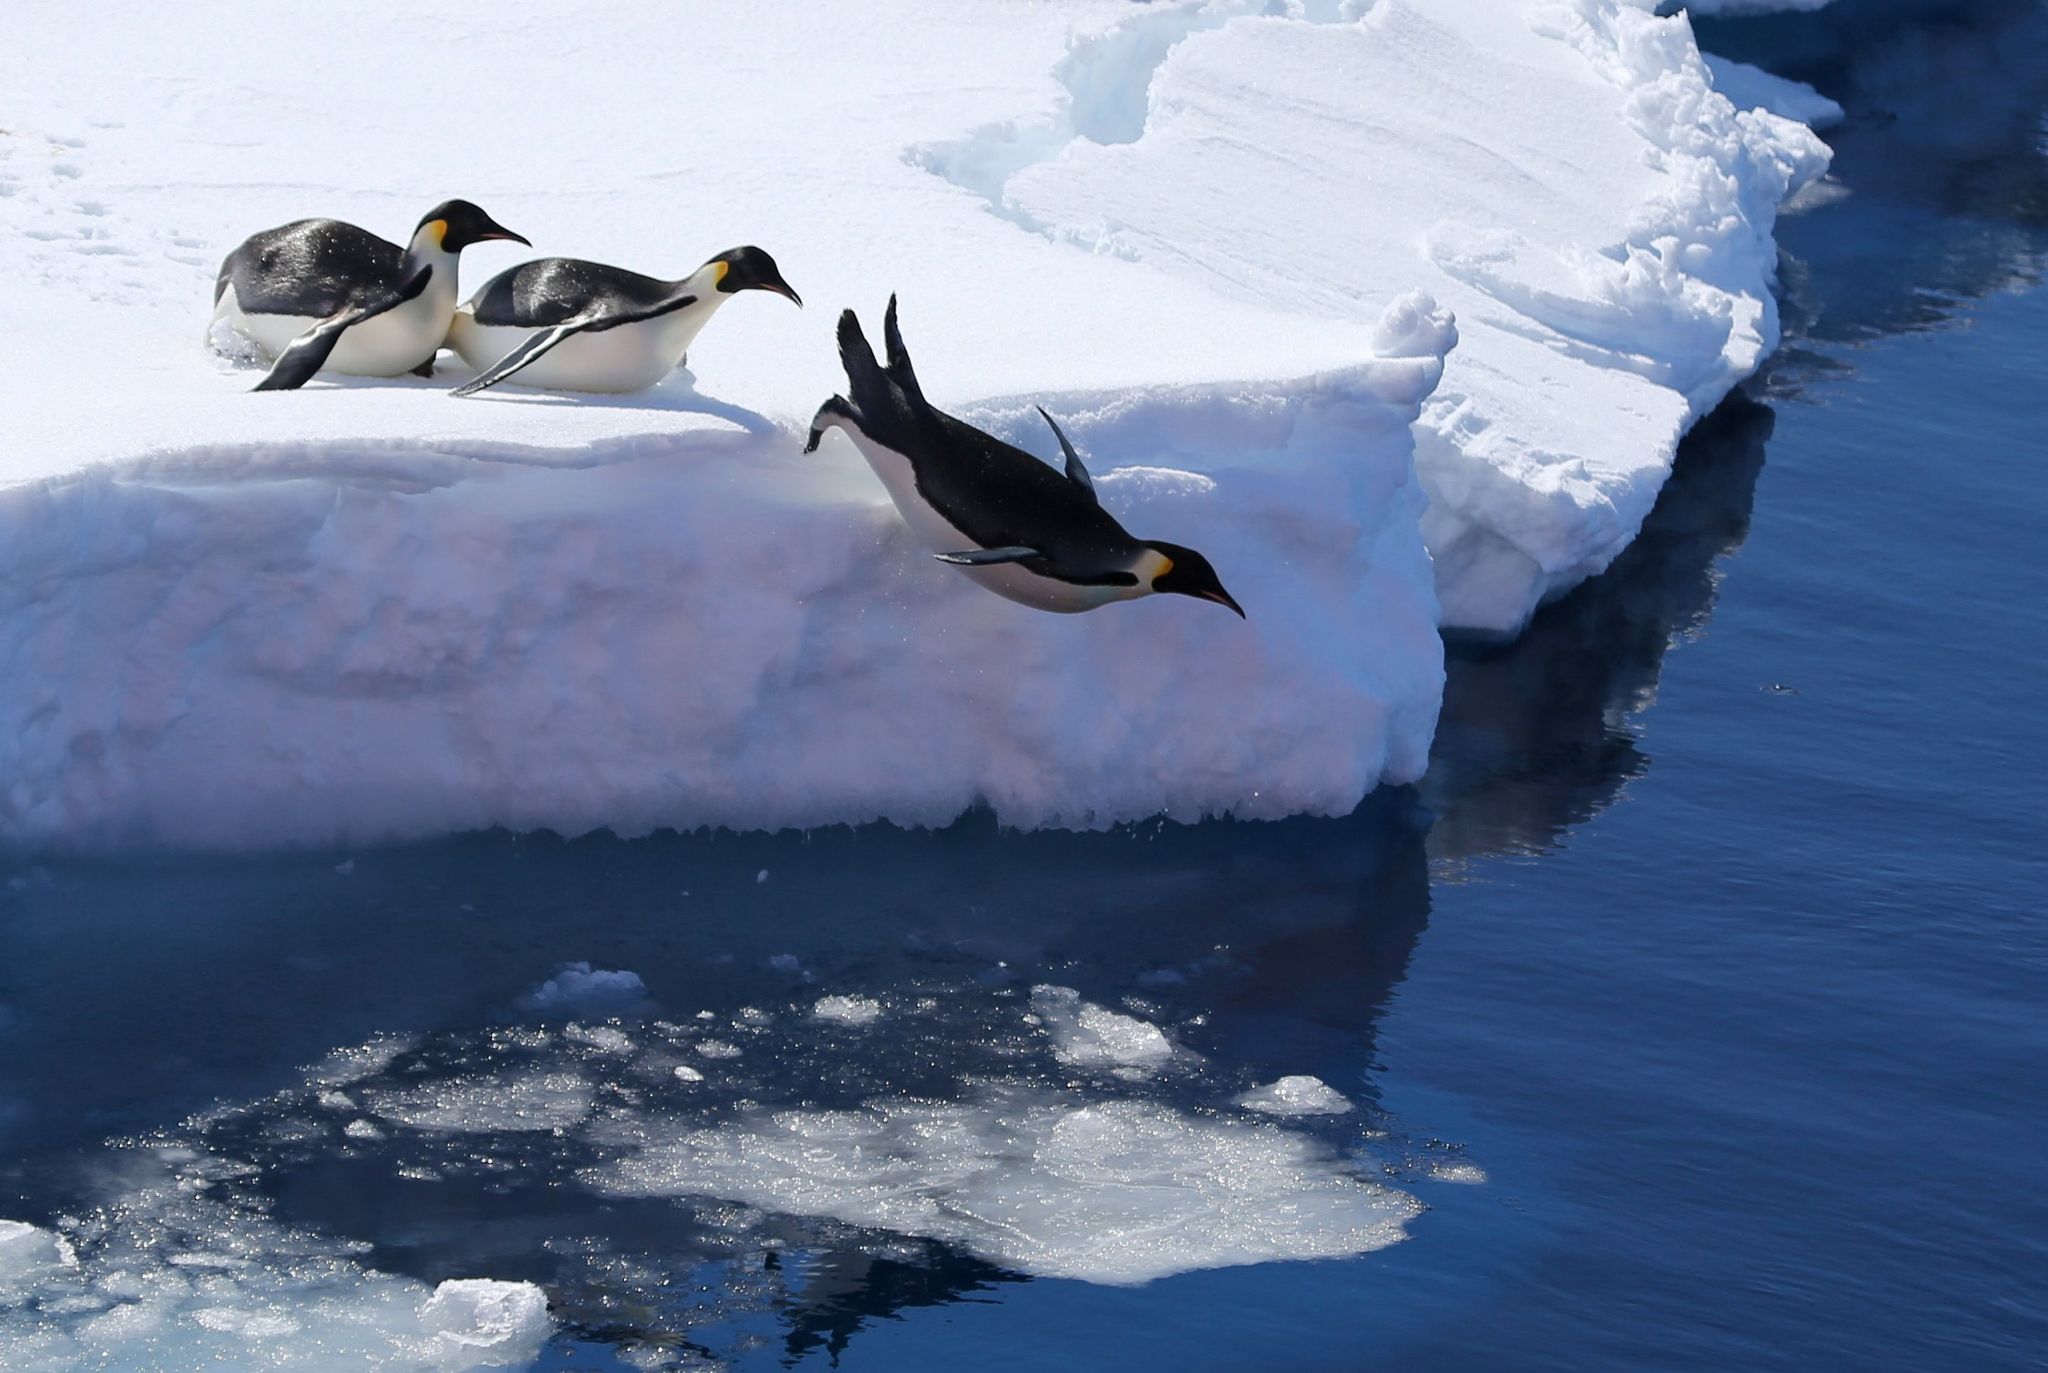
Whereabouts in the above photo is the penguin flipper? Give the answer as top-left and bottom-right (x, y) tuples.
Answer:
(933, 546), (1041, 566)
(1036, 406), (1094, 499)
(450, 322), (582, 397)
(253, 263), (435, 393)
(453, 292), (700, 398)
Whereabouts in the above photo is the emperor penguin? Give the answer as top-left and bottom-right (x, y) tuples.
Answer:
(804, 298), (1245, 618)
(445, 246), (801, 397)
(212, 200), (528, 391)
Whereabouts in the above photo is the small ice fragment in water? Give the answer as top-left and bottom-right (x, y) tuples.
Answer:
(333, 859), (355, 876)
(523, 962), (650, 1014)
(343, 1119), (384, 1141)
(1430, 1161), (1488, 1185)
(369, 1072), (593, 1133)
(417, 1278), (552, 1363)
(308, 1033), (417, 1087)
(1235, 1076), (1354, 1116)
(767, 954), (803, 973)
(192, 1306), (301, 1338)
(1029, 985), (1176, 1073)
(697, 1040), (742, 1060)
(755, 870), (769, 884)
(565, 1023), (635, 1054)
(812, 995), (883, 1026)
(0, 1219), (74, 1278)
(674, 1065), (705, 1083)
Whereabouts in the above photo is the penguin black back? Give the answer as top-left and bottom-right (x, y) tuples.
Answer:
(467, 258), (683, 329)
(215, 219), (406, 318)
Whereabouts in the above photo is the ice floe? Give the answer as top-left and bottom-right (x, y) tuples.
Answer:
(591, 1090), (1418, 1286)
(0, 0), (1829, 847)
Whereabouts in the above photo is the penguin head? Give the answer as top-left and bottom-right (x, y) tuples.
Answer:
(706, 246), (802, 306)
(416, 200), (530, 253)
(1143, 542), (1245, 618)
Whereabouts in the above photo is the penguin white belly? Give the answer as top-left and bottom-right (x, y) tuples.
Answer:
(447, 303), (712, 394)
(840, 429), (1140, 614)
(214, 282), (453, 378)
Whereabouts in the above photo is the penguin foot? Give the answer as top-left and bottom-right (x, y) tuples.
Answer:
(411, 359), (435, 378)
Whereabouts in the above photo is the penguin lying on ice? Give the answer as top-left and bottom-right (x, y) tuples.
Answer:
(805, 298), (1244, 618)
(447, 247), (800, 397)
(213, 200), (527, 391)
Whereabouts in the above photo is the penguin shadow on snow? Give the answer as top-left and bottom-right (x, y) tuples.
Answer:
(437, 361), (779, 436)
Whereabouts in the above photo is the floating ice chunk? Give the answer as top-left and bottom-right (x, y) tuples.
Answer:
(191, 1305), (301, 1337)
(1029, 986), (1177, 1073)
(1430, 1161), (1489, 1185)
(673, 1065), (705, 1084)
(696, 1041), (742, 1060)
(308, 1034), (418, 1088)
(368, 1072), (593, 1133)
(0, 1219), (74, 1280)
(343, 1119), (384, 1141)
(1704, 55), (1844, 128)
(0, 1177), (552, 1371)
(591, 1090), (1420, 1285)
(523, 963), (650, 1015)
(564, 1023), (635, 1054)
(812, 995), (884, 1027)
(1235, 1076), (1354, 1116)
(416, 1279), (552, 1368)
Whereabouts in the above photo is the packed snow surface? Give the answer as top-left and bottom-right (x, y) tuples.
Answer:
(0, 0), (1827, 848)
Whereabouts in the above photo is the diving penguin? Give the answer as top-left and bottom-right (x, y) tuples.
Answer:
(213, 200), (528, 392)
(804, 298), (1244, 617)
(446, 246), (801, 397)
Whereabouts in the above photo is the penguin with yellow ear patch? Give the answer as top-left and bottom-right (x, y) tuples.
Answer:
(447, 245), (800, 397)
(805, 297), (1244, 618)
(212, 199), (528, 391)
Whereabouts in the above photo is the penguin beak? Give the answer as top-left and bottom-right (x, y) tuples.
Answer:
(762, 279), (803, 307)
(478, 220), (531, 247)
(1198, 588), (1248, 619)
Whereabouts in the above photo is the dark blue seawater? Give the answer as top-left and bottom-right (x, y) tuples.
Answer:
(3, 7), (2045, 1369)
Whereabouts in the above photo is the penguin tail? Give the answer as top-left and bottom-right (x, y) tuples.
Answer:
(826, 302), (926, 451)
(836, 308), (888, 400)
